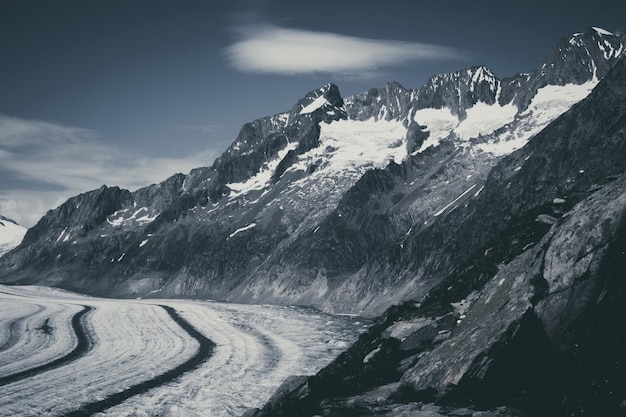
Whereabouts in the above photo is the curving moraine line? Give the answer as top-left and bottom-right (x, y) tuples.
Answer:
(0, 304), (45, 352)
(0, 305), (93, 387)
(65, 305), (216, 417)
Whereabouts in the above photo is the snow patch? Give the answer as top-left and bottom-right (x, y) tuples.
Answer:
(107, 207), (159, 227)
(228, 223), (257, 238)
(434, 184), (477, 217)
(300, 96), (328, 114)
(363, 345), (381, 364)
(56, 229), (67, 243)
(592, 26), (614, 36)
(227, 142), (298, 199)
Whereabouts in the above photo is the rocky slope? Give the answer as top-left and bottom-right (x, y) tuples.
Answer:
(1, 28), (625, 320)
(246, 51), (626, 417)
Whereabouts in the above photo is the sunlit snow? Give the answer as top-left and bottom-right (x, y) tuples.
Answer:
(477, 79), (598, 155)
(316, 118), (407, 171)
(107, 207), (158, 227)
(228, 223), (257, 238)
(592, 26), (614, 36)
(227, 142), (298, 199)
(0, 219), (26, 256)
(413, 101), (517, 151)
(453, 102), (518, 140)
(434, 184), (477, 217)
(413, 107), (458, 151)
(300, 96), (328, 114)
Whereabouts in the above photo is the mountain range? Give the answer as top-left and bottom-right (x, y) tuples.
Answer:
(1, 26), (626, 416)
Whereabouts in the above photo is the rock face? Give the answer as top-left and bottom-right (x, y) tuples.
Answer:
(247, 55), (626, 417)
(0, 28), (625, 322)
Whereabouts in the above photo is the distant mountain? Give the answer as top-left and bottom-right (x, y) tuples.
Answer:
(0, 28), (625, 321)
(0, 215), (26, 257)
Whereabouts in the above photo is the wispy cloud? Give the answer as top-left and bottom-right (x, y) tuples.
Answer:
(225, 24), (463, 77)
(180, 123), (222, 134)
(0, 114), (219, 227)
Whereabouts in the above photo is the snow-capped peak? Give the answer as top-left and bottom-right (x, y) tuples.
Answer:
(288, 83), (346, 124)
(0, 215), (27, 256)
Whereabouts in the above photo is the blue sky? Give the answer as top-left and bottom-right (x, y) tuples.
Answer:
(1, 0), (625, 226)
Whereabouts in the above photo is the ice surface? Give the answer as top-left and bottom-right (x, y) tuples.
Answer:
(0, 285), (364, 417)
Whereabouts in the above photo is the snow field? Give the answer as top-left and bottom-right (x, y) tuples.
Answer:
(316, 118), (407, 171)
(413, 80), (598, 156)
(477, 80), (598, 155)
(0, 218), (26, 256)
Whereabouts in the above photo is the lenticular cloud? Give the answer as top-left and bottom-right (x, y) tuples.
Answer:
(225, 25), (461, 75)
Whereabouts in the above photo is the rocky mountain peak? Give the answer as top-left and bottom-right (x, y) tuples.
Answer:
(537, 26), (625, 84)
(287, 82), (346, 124)
(415, 65), (501, 117)
(497, 28), (626, 111)
(22, 185), (132, 247)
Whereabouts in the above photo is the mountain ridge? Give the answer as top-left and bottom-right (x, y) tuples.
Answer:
(247, 52), (626, 417)
(1, 28), (625, 318)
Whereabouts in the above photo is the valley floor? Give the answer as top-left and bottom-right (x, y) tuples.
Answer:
(0, 284), (366, 416)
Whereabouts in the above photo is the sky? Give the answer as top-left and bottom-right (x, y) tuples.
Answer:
(1, 0), (625, 227)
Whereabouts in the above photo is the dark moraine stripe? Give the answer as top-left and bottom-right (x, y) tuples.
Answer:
(0, 305), (93, 386)
(64, 305), (215, 417)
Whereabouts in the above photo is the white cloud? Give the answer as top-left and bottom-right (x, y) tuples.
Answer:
(0, 114), (219, 227)
(225, 24), (463, 76)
